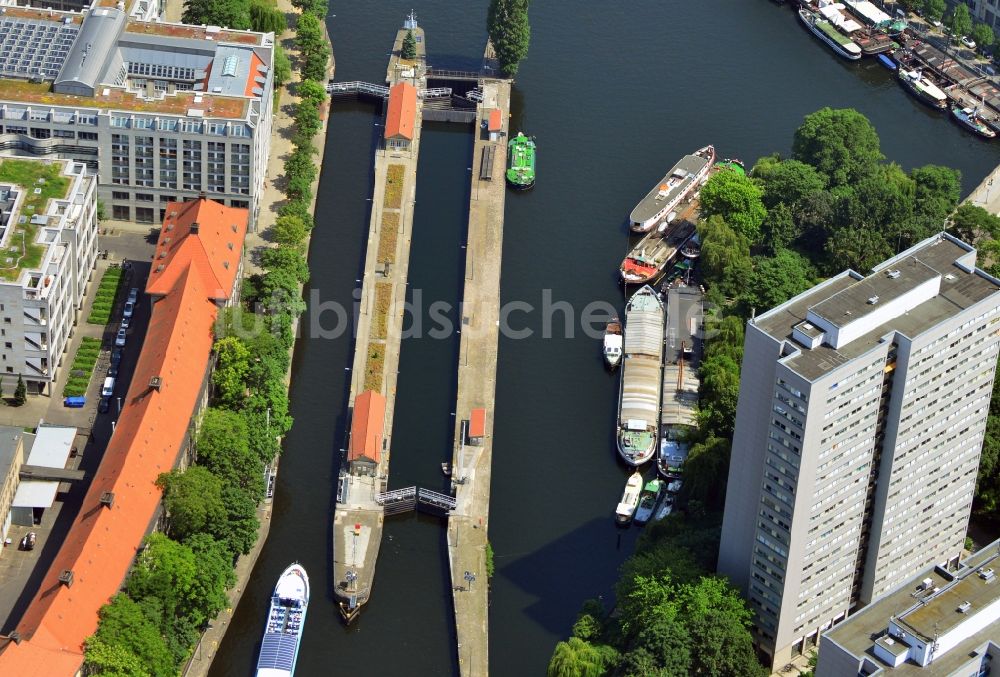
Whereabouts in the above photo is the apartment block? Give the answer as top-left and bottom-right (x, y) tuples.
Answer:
(718, 233), (1000, 671)
(0, 157), (97, 394)
(0, 5), (274, 227)
(817, 540), (1000, 675)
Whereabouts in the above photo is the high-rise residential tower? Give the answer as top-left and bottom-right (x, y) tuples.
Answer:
(718, 233), (1000, 670)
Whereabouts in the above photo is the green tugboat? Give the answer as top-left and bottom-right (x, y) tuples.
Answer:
(505, 132), (535, 190)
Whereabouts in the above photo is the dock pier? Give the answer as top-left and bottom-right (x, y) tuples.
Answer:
(331, 14), (426, 623)
(446, 72), (511, 676)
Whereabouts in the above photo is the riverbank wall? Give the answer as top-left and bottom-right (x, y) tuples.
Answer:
(447, 75), (511, 677)
(181, 4), (335, 674)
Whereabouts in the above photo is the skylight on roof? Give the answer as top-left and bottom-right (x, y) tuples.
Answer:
(221, 54), (239, 77)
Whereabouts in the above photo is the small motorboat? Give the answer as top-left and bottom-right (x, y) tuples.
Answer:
(653, 494), (673, 521)
(633, 479), (664, 525)
(952, 105), (997, 139)
(615, 472), (644, 525)
(878, 53), (897, 70)
(441, 462), (451, 476)
(604, 317), (623, 368)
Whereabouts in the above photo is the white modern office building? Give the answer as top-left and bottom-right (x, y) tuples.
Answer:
(718, 233), (1000, 670)
(0, 157), (98, 394)
(0, 5), (275, 227)
(817, 539), (1000, 675)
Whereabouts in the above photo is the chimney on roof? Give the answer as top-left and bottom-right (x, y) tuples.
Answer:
(190, 222), (200, 234)
(149, 376), (162, 391)
(99, 490), (114, 509)
(58, 570), (74, 587)
(6, 631), (21, 645)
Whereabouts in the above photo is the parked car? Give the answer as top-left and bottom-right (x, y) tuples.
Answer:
(128, 287), (139, 303)
(111, 348), (123, 366)
(101, 376), (115, 397)
(115, 328), (127, 347)
(98, 396), (110, 413)
(107, 363), (119, 378)
(962, 35), (977, 49)
(931, 18), (942, 28)
(123, 300), (134, 318)
(120, 317), (130, 331)
(20, 532), (35, 551)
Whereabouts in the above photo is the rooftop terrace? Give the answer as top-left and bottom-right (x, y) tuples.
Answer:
(0, 158), (72, 283)
(0, 79), (249, 118)
(123, 18), (265, 45)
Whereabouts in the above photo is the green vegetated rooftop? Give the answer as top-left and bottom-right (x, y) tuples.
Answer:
(0, 159), (70, 282)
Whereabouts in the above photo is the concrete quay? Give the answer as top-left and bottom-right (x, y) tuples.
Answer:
(965, 163), (1000, 214)
(331, 20), (426, 621)
(447, 76), (511, 677)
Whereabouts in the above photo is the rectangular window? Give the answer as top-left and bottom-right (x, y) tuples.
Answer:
(135, 193), (154, 202)
(112, 205), (130, 220)
(110, 116), (129, 128)
(53, 129), (75, 139)
(112, 191), (129, 201)
(29, 128), (50, 139)
(78, 132), (98, 141)
(135, 207), (155, 223)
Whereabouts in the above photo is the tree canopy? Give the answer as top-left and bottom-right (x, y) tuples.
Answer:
(182, 0), (251, 30)
(699, 170), (767, 243)
(923, 0), (946, 23)
(488, 0), (531, 76)
(401, 29), (417, 59)
(949, 2), (973, 39)
(792, 107), (884, 187)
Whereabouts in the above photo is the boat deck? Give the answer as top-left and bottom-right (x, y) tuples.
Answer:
(629, 153), (711, 226)
(661, 285), (703, 428)
(622, 220), (697, 281)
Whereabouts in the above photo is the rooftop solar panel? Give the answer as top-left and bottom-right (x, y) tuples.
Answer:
(256, 633), (298, 671)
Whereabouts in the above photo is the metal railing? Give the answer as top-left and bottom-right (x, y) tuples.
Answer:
(417, 488), (457, 512)
(425, 67), (482, 80)
(419, 87), (452, 99)
(326, 81), (390, 97)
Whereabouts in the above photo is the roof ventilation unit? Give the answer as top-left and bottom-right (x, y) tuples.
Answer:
(99, 491), (114, 508)
(149, 376), (162, 391)
(958, 601), (972, 613)
(58, 570), (74, 587)
(887, 269), (901, 279)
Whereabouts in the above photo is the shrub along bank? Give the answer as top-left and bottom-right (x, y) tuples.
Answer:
(83, 3), (331, 672)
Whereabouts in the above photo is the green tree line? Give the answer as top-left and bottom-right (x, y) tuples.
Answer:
(83, 3), (329, 671)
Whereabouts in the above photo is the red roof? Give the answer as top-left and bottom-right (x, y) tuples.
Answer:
(244, 52), (266, 98)
(469, 408), (486, 438)
(488, 109), (502, 132)
(0, 199), (245, 675)
(348, 391), (385, 464)
(146, 196), (248, 301)
(384, 82), (417, 141)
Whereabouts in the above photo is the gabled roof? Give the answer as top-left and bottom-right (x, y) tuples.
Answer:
(0, 200), (243, 675)
(488, 108), (502, 132)
(384, 81), (417, 141)
(146, 196), (248, 301)
(348, 390), (385, 464)
(469, 408), (486, 438)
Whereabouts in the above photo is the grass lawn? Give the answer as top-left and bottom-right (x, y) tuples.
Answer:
(384, 164), (404, 210)
(378, 212), (399, 263)
(363, 342), (384, 392)
(87, 267), (124, 325)
(62, 337), (102, 397)
(372, 283), (392, 340)
(0, 159), (70, 282)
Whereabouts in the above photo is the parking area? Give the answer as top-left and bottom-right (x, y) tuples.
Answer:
(0, 229), (156, 632)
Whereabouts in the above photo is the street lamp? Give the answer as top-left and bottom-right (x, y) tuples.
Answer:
(116, 397), (121, 415)
(464, 570), (476, 592)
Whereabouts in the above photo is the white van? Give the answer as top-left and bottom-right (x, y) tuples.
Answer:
(101, 377), (115, 397)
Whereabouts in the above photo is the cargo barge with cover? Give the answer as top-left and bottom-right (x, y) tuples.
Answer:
(617, 285), (665, 466)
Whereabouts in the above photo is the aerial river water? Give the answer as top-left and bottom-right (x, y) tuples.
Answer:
(211, 2), (1000, 674)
